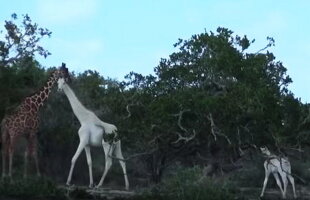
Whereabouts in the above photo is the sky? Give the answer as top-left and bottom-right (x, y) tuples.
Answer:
(0, 0), (310, 102)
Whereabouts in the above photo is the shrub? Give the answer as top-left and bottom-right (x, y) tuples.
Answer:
(135, 166), (240, 200)
(0, 177), (66, 199)
(290, 159), (310, 185)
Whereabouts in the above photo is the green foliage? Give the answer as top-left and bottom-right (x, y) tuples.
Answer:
(0, 13), (51, 66)
(116, 27), (302, 182)
(292, 161), (310, 186)
(0, 177), (66, 199)
(229, 158), (265, 188)
(0, 58), (48, 119)
(137, 166), (238, 200)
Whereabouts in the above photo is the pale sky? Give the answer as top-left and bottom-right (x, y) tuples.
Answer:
(0, 0), (310, 102)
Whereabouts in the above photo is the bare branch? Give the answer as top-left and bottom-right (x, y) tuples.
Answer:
(237, 127), (241, 145)
(207, 113), (231, 145)
(108, 147), (158, 162)
(196, 152), (211, 162)
(124, 104), (133, 119)
(151, 124), (159, 130)
(171, 109), (196, 144)
(217, 131), (232, 145)
(255, 37), (275, 54)
(212, 80), (227, 93)
(122, 92), (142, 119)
(282, 146), (304, 153)
(171, 109), (190, 132)
(207, 113), (217, 141)
(148, 135), (162, 145)
(172, 130), (196, 144)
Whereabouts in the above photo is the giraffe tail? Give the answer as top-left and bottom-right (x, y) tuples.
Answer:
(96, 120), (119, 141)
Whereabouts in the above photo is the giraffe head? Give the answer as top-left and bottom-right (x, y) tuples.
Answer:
(260, 146), (271, 156)
(56, 63), (70, 82)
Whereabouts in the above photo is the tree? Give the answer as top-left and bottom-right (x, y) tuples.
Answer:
(118, 27), (298, 181)
(0, 13), (51, 66)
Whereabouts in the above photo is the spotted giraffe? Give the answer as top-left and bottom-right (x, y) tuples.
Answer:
(1, 63), (70, 178)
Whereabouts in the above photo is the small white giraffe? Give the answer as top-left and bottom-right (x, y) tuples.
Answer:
(57, 78), (129, 190)
(260, 146), (296, 199)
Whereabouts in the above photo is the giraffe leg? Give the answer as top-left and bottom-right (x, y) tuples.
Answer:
(33, 152), (40, 177)
(8, 136), (17, 179)
(1, 129), (8, 178)
(273, 172), (285, 198)
(1, 137), (8, 178)
(84, 146), (94, 188)
(114, 140), (129, 190)
(2, 143), (8, 178)
(280, 172), (288, 199)
(67, 141), (86, 186)
(260, 169), (270, 197)
(97, 141), (113, 188)
(32, 139), (40, 177)
(2, 146), (6, 178)
(25, 135), (40, 177)
(8, 145), (14, 179)
(23, 151), (28, 178)
(287, 174), (297, 198)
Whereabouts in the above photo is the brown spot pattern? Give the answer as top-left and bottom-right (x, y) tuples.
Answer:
(1, 68), (63, 175)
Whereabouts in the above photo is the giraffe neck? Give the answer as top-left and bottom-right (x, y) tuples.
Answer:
(61, 83), (89, 123)
(25, 72), (58, 111)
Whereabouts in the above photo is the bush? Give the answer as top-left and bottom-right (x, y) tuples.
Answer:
(0, 177), (66, 199)
(229, 159), (266, 188)
(135, 166), (240, 200)
(290, 159), (310, 185)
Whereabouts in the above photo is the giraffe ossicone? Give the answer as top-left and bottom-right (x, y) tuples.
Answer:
(57, 78), (129, 190)
(1, 63), (70, 179)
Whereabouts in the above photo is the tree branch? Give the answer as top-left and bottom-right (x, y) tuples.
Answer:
(171, 109), (196, 144)
(172, 130), (196, 144)
(171, 109), (190, 132)
(207, 113), (231, 145)
(108, 147), (158, 162)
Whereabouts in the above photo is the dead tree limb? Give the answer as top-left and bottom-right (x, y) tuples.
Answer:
(207, 113), (218, 142)
(207, 113), (231, 145)
(172, 130), (196, 144)
(124, 104), (134, 119)
(171, 109), (196, 144)
(108, 147), (158, 162)
(171, 109), (190, 132)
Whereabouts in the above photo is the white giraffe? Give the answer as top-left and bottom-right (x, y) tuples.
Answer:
(57, 78), (129, 190)
(260, 146), (296, 199)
